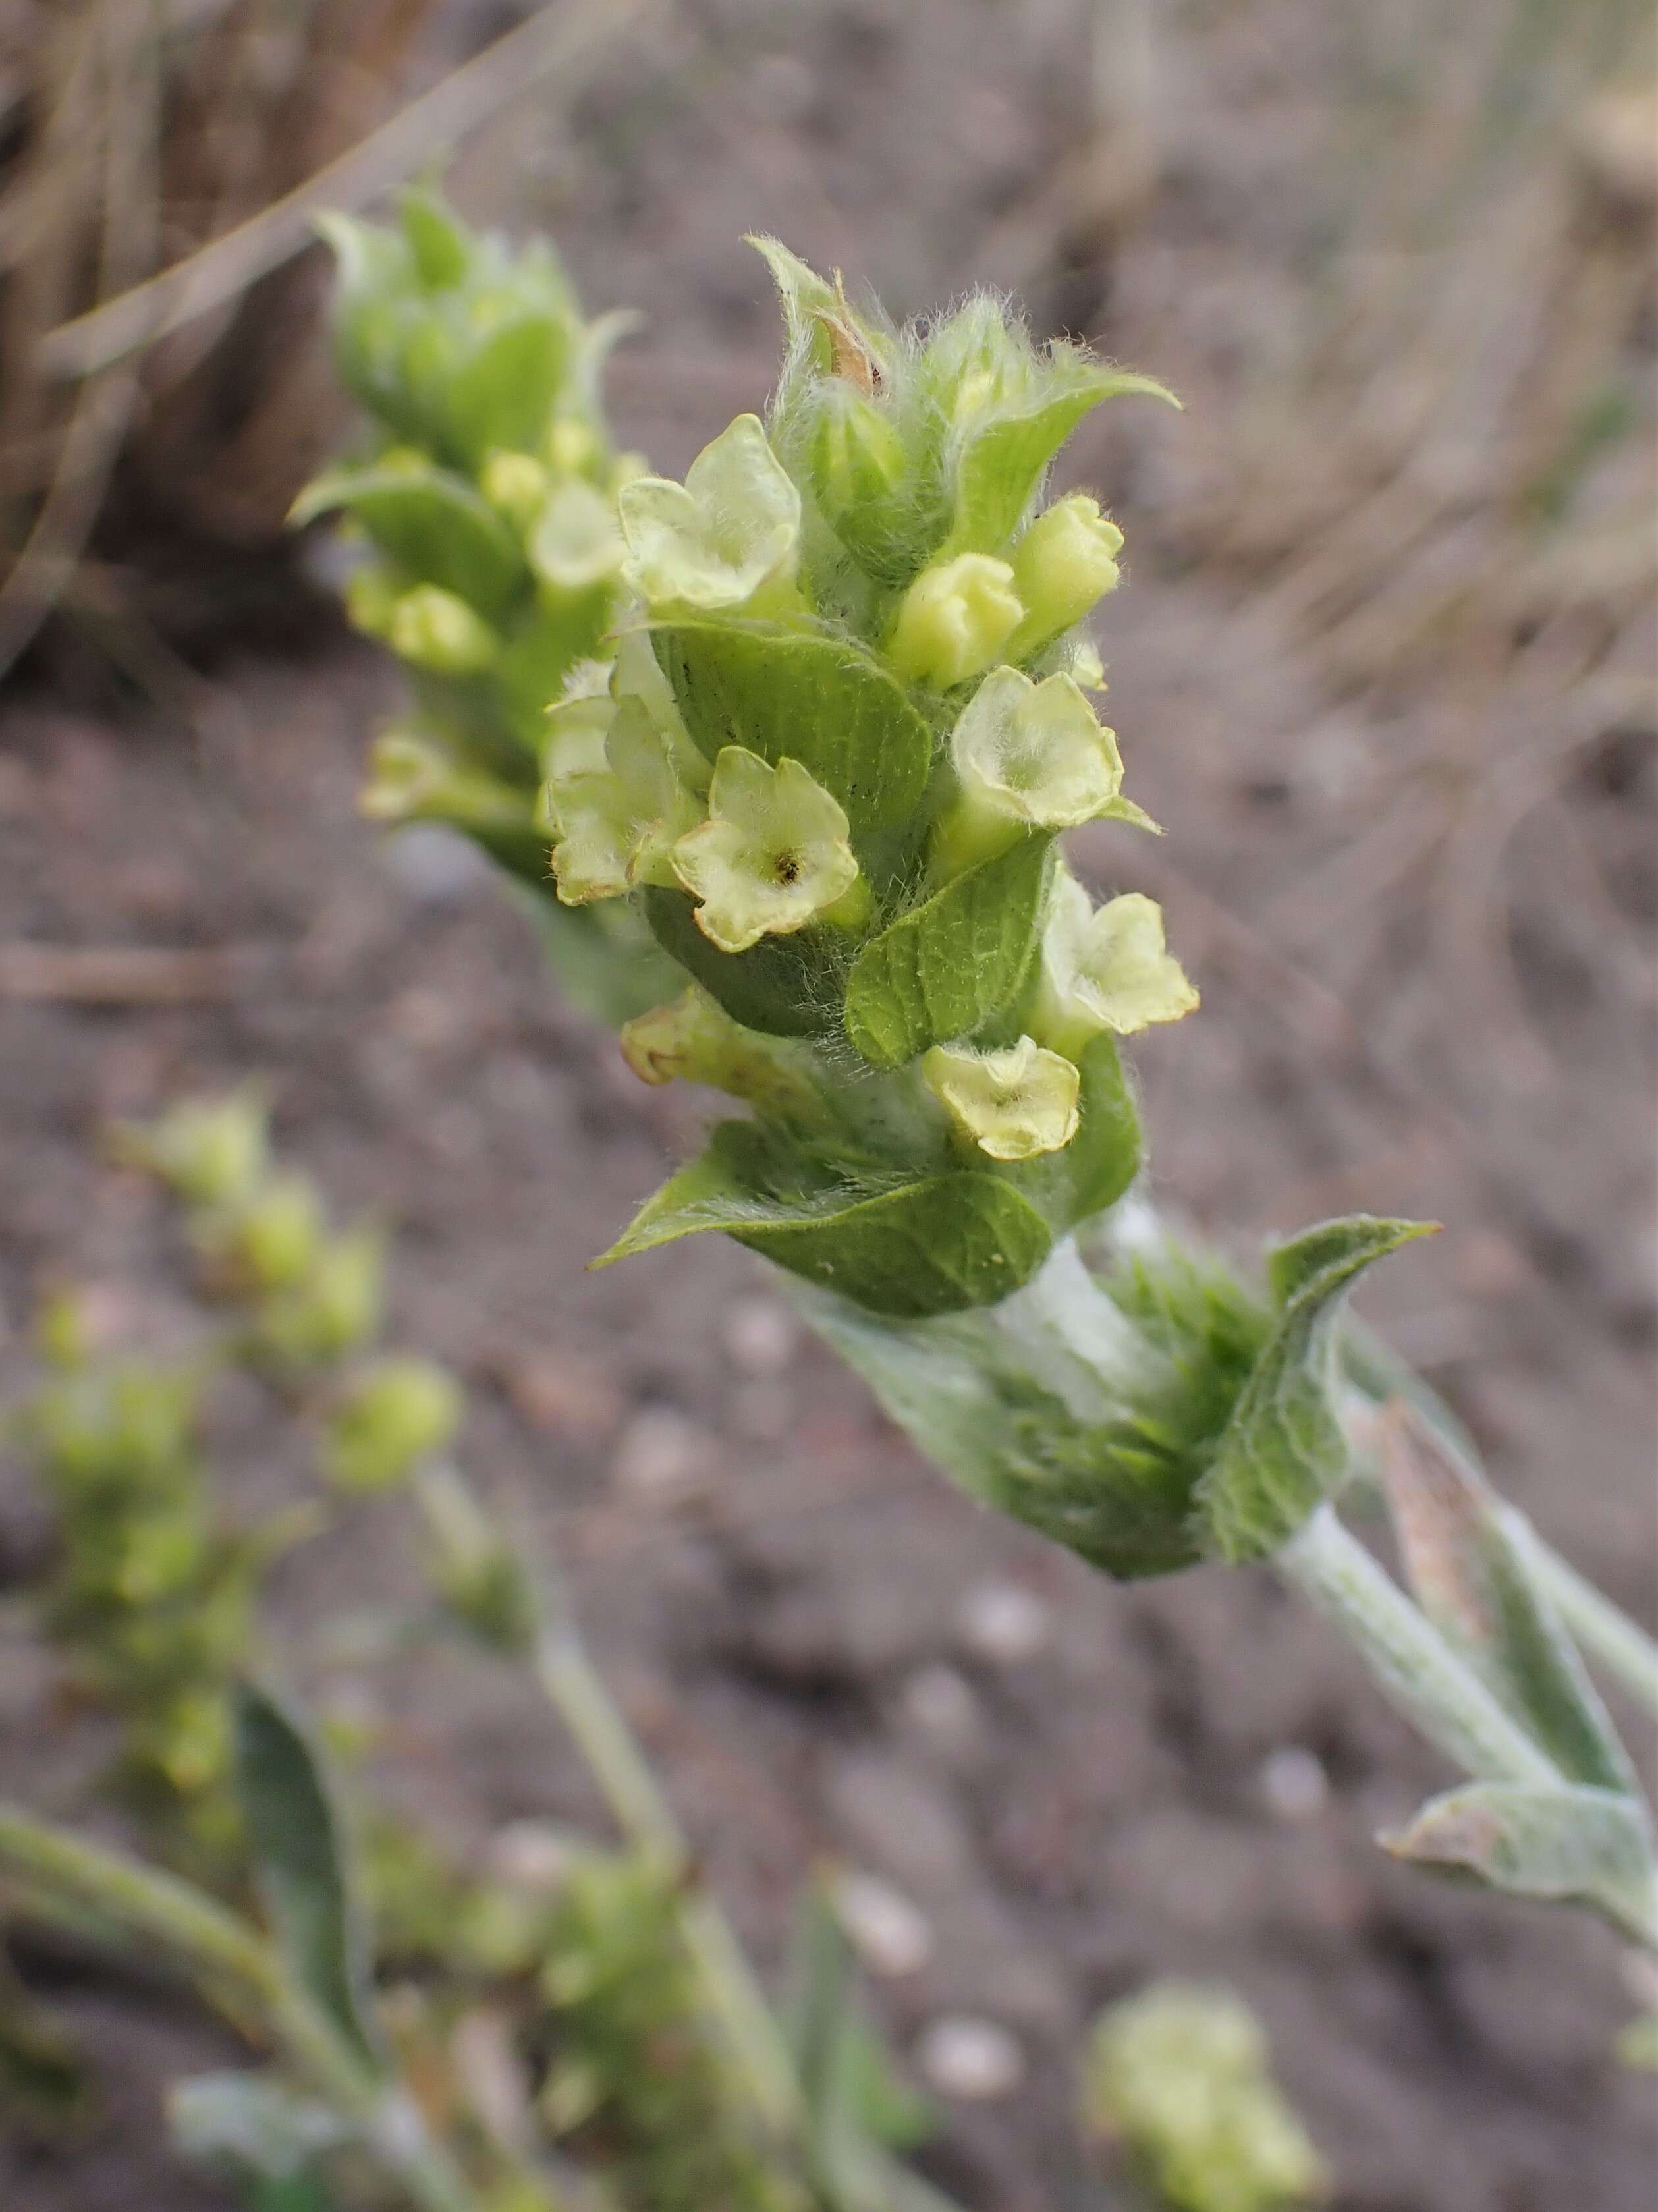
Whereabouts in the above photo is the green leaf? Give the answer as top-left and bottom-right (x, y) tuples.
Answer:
(784, 1881), (935, 2186)
(231, 1683), (384, 2074)
(441, 312), (568, 467)
(596, 1121), (1053, 1318)
(1380, 1415), (1638, 1797)
(290, 464), (524, 617)
(653, 622), (933, 833)
(844, 837), (1053, 1068)
(948, 369), (1179, 557)
(397, 189), (470, 290)
(1197, 1216), (1434, 1563)
(999, 1031), (1140, 1230)
(642, 884), (848, 1038)
(1383, 1783), (1657, 1943)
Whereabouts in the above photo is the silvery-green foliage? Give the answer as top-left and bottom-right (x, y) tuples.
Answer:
(303, 201), (1658, 1943)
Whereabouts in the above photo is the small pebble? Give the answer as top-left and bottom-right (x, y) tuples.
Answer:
(721, 1295), (799, 1377)
(901, 1662), (980, 1748)
(956, 1580), (1051, 1665)
(729, 1377), (794, 1441)
(381, 822), (491, 904)
(834, 1869), (935, 1977)
(611, 1406), (711, 1503)
(916, 2014), (1025, 2101)
(1259, 1744), (1330, 1822)
(486, 1821), (578, 1894)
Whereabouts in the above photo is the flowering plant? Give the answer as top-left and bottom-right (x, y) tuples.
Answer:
(305, 194), (1657, 1945)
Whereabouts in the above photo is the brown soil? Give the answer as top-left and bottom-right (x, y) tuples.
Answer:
(2, 4), (1654, 2207)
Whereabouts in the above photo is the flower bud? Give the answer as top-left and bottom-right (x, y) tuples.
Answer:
(935, 666), (1153, 875)
(885, 553), (1024, 689)
(619, 987), (827, 1126)
(922, 1035), (1082, 1161)
(480, 447), (551, 528)
(260, 1223), (385, 1368)
(1034, 877), (1198, 1054)
(360, 728), (526, 833)
(547, 418), (599, 476)
(321, 1356), (463, 1492)
(1005, 494), (1122, 657)
(528, 478), (624, 595)
(414, 1464), (538, 1655)
(119, 1092), (271, 1209)
(671, 748), (861, 953)
(808, 384), (906, 526)
(214, 1173), (325, 1294)
(344, 561), (403, 641)
(619, 414), (800, 612)
(387, 585), (499, 674)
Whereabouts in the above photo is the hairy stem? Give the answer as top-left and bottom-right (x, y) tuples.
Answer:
(1275, 1508), (1562, 1787)
(1501, 1508), (1658, 1722)
(530, 1614), (808, 2138)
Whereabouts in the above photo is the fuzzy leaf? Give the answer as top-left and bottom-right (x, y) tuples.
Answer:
(642, 884), (847, 1037)
(1381, 1418), (1638, 1797)
(596, 1121), (1053, 1318)
(1198, 1217), (1433, 1562)
(844, 837), (1053, 1068)
(441, 312), (567, 467)
(232, 1684), (384, 2074)
(785, 1881), (935, 2182)
(1383, 1783), (1657, 1941)
(292, 465), (523, 617)
(654, 623), (932, 834)
(948, 369), (1178, 557)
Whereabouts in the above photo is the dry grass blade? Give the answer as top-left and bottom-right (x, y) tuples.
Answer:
(0, 943), (267, 1003)
(38, 0), (661, 386)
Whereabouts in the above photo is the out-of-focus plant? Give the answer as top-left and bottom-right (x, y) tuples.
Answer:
(1079, 1982), (1327, 2212)
(291, 190), (678, 1024)
(302, 192), (1658, 1966)
(0, 1098), (951, 2210)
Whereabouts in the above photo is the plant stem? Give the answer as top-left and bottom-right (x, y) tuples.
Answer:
(530, 1616), (808, 2138)
(0, 1803), (481, 2212)
(1275, 1508), (1562, 1787)
(1500, 1508), (1658, 1723)
(1334, 1350), (1658, 1722)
